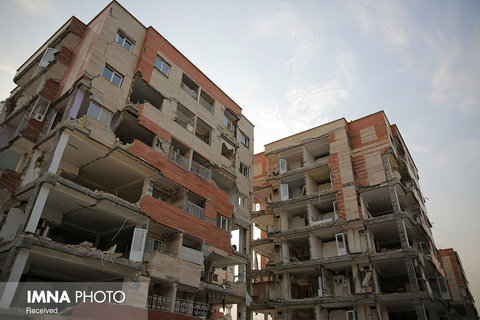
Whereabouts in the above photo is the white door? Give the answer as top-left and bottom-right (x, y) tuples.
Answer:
(279, 159), (287, 174)
(335, 233), (347, 256)
(280, 184), (289, 200)
(346, 310), (356, 320)
(333, 201), (338, 220)
(129, 228), (147, 262)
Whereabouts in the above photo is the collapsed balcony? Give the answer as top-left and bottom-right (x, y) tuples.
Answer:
(281, 203), (309, 230)
(305, 166), (331, 195)
(283, 236), (310, 262)
(308, 194), (338, 225)
(277, 146), (304, 174)
(310, 227), (349, 259)
(14, 179), (149, 268)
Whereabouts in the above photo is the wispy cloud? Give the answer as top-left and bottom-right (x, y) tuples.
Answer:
(427, 28), (480, 112)
(347, 1), (410, 58)
(250, 3), (319, 71)
(435, 139), (480, 170)
(13, 0), (55, 17)
(0, 65), (16, 75)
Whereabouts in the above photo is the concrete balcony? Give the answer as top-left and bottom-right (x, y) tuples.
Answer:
(149, 251), (202, 288)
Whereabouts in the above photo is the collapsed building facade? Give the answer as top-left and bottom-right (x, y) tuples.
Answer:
(250, 112), (479, 320)
(0, 1), (253, 319)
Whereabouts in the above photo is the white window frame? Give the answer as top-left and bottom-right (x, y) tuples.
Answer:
(279, 159), (287, 174)
(280, 183), (289, 200)
(102, 65), (123, 87)
(115, 32), (133, 52)
(87, 101), (113, 126)
(216, 214), (229, 232)
(29, 96), (50, 122)
(335, 233), (347, 256)
(238, 194), (248, 209)
(346, 310), (356, 320)
(154, 56), (170, 77)
(39, 47), (58, 67)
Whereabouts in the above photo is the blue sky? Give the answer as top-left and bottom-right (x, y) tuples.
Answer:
(0, 0), (479, 309)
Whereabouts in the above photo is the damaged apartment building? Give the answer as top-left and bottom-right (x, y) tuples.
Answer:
(0, 1), (253, 319)
(249, 112), (478, 320)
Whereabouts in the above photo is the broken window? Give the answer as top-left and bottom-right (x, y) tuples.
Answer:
(115, 32), (133, 51)
(144, 237), (164, 256)
(102, 65), (123, 87)
(194, 117), (211, 144)
(221, 139), (235, 161)
(38, 47), (58, 67)
(129, 77), (165, 110)
(29, 96), (50, 122)
(114, 111), (155, 146)
(154, 56), (170, 77)
(87, 101), (112, 126)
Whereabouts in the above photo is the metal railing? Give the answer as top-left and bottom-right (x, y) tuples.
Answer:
(184, 200), (205, 219)
(191, 160), (211, 181)
(174, 299), (208, 317)
(199, 96), (214, 113)
(181, 82), (198, 100)
(168, 150), (189, 171)
(147, 294), (171, 311)
(174, 109), (195, 132)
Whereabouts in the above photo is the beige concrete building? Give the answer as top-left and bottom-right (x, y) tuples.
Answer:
(250, 112), (478, 320)
(0, 1), (253, 319)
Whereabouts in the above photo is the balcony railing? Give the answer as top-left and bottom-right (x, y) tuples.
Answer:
(174, 299), (208, 318)
(174, 110), (195, 133)
(181, 82), (198, 100)
(184, 200), (205, 219)
(199, 96), (214, 113)
(191, 160), (211, 181)
(147, 294), (171, 312)
(169, 150), (189, 171)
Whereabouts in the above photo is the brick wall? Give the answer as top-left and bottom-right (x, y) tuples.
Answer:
(136, 27), (242, 115)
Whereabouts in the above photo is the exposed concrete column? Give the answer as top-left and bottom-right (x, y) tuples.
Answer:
(0, 248), (29, 308)
(375, 303), (384, 320)
(315, 305), (327, 320)
(169, 283), (177, 313)
(281, 240), (289, 263)
(280, 210), (288, 231)
(372, 267), (381, 294)
(414, 302), (427, 320)
(281, 272), (290, 299)
(47, 132), (69, 175)
(382, 154), (420, 295)
(238, 303), (247, 320)
(24, 183), (52, 233)
(352, 264), (361, 293)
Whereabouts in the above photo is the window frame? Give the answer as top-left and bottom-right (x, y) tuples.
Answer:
(239, 131), (250, 148)
(102, 65), (123, 87)
(87, 101), (113, 126)
(238, 194), (248, 209)
(154, 55), (170, 77)
(144, 237), (164, 256)
(115, 32), (133, 52)
(216, 214), (229, 232)
(239, 162), (249, 178)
